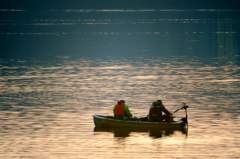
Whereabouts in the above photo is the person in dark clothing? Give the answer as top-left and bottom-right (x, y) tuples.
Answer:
(148, 100), (173, 122)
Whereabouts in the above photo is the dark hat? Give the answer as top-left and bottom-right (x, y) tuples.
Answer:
(153, 102), (158, 106)
(157, 100), (162, 104)
(120, 100), (125, 104)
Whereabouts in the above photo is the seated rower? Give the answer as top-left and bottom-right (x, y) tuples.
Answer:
(113, 100), (132, 120)
(148, 100), (173, 122)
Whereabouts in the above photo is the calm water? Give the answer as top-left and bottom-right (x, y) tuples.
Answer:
(1, 4), (240, 159)
(1, 57), (240, 158)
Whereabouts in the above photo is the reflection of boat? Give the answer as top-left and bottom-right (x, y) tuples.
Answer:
(94, 126), (188, 138)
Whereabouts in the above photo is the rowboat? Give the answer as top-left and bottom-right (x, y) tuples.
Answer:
(93, 104), (189, 130)
(93, 114), (186, 129)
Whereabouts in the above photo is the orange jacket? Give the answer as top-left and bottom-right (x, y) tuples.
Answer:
(114, 104), (125, 116)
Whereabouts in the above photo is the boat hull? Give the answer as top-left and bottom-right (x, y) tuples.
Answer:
(93, 115), (185, 129)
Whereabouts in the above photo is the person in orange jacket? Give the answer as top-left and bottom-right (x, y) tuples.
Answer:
(113, 100), (132, 120)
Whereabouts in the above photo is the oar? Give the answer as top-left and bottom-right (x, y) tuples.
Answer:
(174, 103), (189, 113)
(174, 103), (189, 124)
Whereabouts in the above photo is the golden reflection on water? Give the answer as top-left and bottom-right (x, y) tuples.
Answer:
(0, 57), (240, 158)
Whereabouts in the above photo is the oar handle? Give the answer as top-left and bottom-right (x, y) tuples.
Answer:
(174, 105), (189, 113)
(174, 109), (180, 113)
